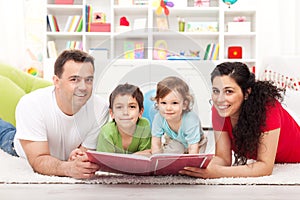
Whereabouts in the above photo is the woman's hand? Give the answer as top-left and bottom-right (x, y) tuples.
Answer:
(179, 161), (223, 179)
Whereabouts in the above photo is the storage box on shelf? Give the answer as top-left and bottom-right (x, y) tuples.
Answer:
(90, 23), (111, 32)
(55, 0), (74, 5)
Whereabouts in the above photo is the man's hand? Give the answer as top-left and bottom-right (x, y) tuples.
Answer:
(68, 148), (85, 161)
(66, 153), (100, 179)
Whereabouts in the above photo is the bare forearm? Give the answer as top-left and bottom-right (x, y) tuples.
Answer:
(213, 160), (274, 178)
(30, 155), (70, 177)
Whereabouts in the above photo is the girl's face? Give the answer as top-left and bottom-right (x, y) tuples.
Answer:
(211, 75), (244, 119)
(110, 94), (143, 131)
(157, 91), (187, 123)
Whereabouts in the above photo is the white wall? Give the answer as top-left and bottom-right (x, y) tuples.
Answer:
(256, 0), (300, 74)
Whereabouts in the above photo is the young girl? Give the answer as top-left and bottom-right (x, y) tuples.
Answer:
(180, 62), (300, 178)
(97, 83), (151, 154)
(151, 76), (206, 154)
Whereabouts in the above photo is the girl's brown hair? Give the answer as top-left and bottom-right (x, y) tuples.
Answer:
(152, 76), (194, 112)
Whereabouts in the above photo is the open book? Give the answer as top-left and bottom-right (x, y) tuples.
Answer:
(86, 151), (214, 176)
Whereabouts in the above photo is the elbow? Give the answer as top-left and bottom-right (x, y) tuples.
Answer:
(263, 167), (274, 176)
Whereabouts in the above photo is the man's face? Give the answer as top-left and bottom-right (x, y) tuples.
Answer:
(54, 60), (94, 115)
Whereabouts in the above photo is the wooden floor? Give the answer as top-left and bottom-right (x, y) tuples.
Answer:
(1, 184), (300, 200)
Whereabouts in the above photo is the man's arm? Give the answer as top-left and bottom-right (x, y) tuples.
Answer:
(20, 140), (99, 179)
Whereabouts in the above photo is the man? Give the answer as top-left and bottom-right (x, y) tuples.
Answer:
(13, 49), (109, 179)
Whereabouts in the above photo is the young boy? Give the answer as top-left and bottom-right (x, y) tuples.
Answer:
(97, 83), (151, 154)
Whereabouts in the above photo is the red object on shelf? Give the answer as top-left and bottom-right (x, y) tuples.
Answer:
(228, 46), (242, 59)
(90, 23), (111, 32)
(55, 0), (74, 4)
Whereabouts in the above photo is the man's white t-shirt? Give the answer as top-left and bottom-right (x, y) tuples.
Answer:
(14, 86), (109, 161)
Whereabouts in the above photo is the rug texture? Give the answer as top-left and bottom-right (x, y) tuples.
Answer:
(0, 149), (299, 185)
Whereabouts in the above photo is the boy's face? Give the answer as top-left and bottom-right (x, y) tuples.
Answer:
(110, 94), (143, 131)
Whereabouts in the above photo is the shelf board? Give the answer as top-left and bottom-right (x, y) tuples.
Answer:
(85, 32), (111, 39)
(113, 31), (148, 39)
(47, 5), (83, 15)
(224, 32), (256, 39)
(46, 32), (83, 40)
(153, 31), (219, 40)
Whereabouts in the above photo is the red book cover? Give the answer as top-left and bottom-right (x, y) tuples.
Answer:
(86, 151), (214, 176)
(52, 15), (60, 32)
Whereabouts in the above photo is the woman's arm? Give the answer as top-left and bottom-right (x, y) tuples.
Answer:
(180, 128), (280, 178)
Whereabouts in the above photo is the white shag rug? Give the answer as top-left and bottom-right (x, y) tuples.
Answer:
(0, 149), (299, 185)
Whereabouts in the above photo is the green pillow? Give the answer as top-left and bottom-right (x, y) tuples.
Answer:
(0, 75), (25, 126)
(0, 63), (52, 126)
(0, 63), (52, 93)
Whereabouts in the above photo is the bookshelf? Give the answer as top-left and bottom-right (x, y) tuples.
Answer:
(44, 0), (257, 68)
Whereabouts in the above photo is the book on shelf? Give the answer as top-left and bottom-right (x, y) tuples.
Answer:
(66, 41), (83, 50)
(47, 14), (60, 32)
(47, 41), (58, 58)
(86, 4), (93, 32)
(86, 150), (214, 176)
(212, 43), (219, 60)
(204, 43), (219, 60)
(64, 16), (73, 32)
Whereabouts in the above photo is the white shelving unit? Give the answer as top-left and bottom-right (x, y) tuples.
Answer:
(44, 0), (257, 66)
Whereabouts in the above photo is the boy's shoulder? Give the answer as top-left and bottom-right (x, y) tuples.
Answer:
(138, 117), (151, 126)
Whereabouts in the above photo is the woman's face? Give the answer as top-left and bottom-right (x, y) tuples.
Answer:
(211, 75), (244, 119)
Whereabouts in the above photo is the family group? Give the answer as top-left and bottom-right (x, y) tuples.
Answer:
(1, 49), (300, 179)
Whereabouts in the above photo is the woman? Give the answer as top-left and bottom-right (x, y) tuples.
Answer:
(180, 62), (300, 178)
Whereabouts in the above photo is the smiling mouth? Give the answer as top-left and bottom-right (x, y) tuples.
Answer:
(217, 105), (230, 110)
(74, 93), (87, 97)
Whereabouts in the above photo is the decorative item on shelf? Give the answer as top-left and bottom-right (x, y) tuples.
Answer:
(93, 12), (106, 23)
(187, 22), (218, 32)
(189, 50), (200, 57)
(194, 0), (210, 7)
(25, 49), (43, 78)
(118, 0), (133, 6)
(227, 16), (250, 32)
(90, 12), (110, 32)
(55, 0), (74, 5)
(177, 17), (185, 32)
(153, 0), (174, 16)
(166, 49), (201, 60)
(123, 41), (144, 59)
(222, 0), (238, 8)
(156, 16), (169, 32)
(116, 16), (131, 33)
(153, 40), (168, 60)
(228, 46), (242, 59)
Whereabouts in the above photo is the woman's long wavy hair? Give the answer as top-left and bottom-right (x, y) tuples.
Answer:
(211, 62), (284, 165)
